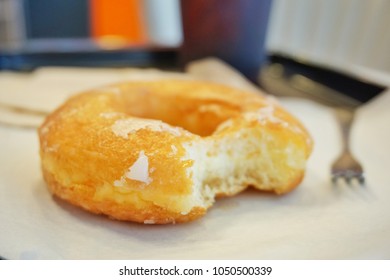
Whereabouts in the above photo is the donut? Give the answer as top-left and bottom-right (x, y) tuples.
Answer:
(38, 80), (313, 224)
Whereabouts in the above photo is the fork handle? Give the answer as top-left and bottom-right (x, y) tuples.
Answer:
(334, 108), (355, 152)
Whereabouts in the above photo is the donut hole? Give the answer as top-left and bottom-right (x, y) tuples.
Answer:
(121, 91), (240, 137)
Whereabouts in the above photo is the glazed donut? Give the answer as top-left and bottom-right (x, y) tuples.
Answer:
(38, 80), (313, 224)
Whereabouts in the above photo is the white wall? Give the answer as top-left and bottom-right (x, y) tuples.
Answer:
(266, 0), (390, 74)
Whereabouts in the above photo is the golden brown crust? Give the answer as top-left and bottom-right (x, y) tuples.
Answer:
(43, 169), (206, 224)
(38, 80), (313, 224)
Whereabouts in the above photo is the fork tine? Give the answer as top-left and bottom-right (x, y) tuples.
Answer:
(331, 174), (347, 186)
(357, 174), (365, 185)
(332, 173), (365, 187)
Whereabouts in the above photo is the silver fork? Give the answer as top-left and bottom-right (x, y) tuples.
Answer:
(331, 108), (365, 185)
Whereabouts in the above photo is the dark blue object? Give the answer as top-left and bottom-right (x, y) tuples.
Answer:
(23, 0), (89, 39)
(0, 48), (178, 71)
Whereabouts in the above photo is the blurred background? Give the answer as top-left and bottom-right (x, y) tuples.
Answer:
(0, 0), (389, 100)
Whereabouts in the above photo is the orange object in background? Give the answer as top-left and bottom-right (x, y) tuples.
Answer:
(90, 0), (147, 47)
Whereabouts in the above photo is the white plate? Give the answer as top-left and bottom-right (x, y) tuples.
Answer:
(1, 97), (390, 259)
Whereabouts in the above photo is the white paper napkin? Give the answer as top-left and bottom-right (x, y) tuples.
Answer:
(0, 67), (192, 127)
(0, 62), (389, 259)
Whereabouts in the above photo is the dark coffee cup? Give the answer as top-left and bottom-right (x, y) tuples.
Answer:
(180, 0), (272, 81)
